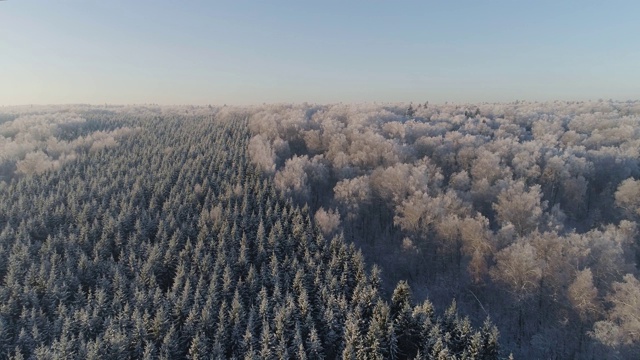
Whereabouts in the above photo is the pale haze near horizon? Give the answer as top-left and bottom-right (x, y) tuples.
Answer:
(1, 0), (639, 106)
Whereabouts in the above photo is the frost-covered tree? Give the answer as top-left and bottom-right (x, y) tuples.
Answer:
(615, 178), (640, 219)
(568, 268), (601, 322)
(592, 274), (640, 354)
(493, 181), (546, 236)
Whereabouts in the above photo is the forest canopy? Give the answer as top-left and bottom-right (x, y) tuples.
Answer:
(1, 100), (639, 358)
(244, 100), (640, 359)
(0, 104), (501, 359)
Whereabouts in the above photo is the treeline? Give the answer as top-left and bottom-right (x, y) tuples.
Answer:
(0, 108), (139, 180)
(0, 106), (501, 359)
(246, 100), (640, 358)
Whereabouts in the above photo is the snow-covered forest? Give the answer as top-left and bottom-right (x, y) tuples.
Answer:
(0, 105), (501, 359)
(245, 100), (640, 359)
(1, 100), (639, 358)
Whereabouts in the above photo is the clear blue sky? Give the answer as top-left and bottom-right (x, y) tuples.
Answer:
(1, 1), (639, 105)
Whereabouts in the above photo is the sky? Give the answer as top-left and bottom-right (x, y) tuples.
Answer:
(1, 1), (639, 105)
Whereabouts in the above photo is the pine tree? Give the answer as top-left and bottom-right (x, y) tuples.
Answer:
(229, 289), (246, 356)
(361, 319), (385, 360)
(406, 104), (416, 118)
(187, 332), (209, 360)
(306, 326), (325, 360)
(159, 325), (179, 360)
(461, 331), (482, 360)
(342, 311), (363, 359)
(391, 281), (417, 357)
(259, 319), (275, 360)
(386, 320), (398, 360)
(142, 341), (157, 360)
(480, 319), (500, 360)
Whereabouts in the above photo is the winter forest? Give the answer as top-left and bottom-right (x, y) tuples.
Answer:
(0, 100), (639, 359)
